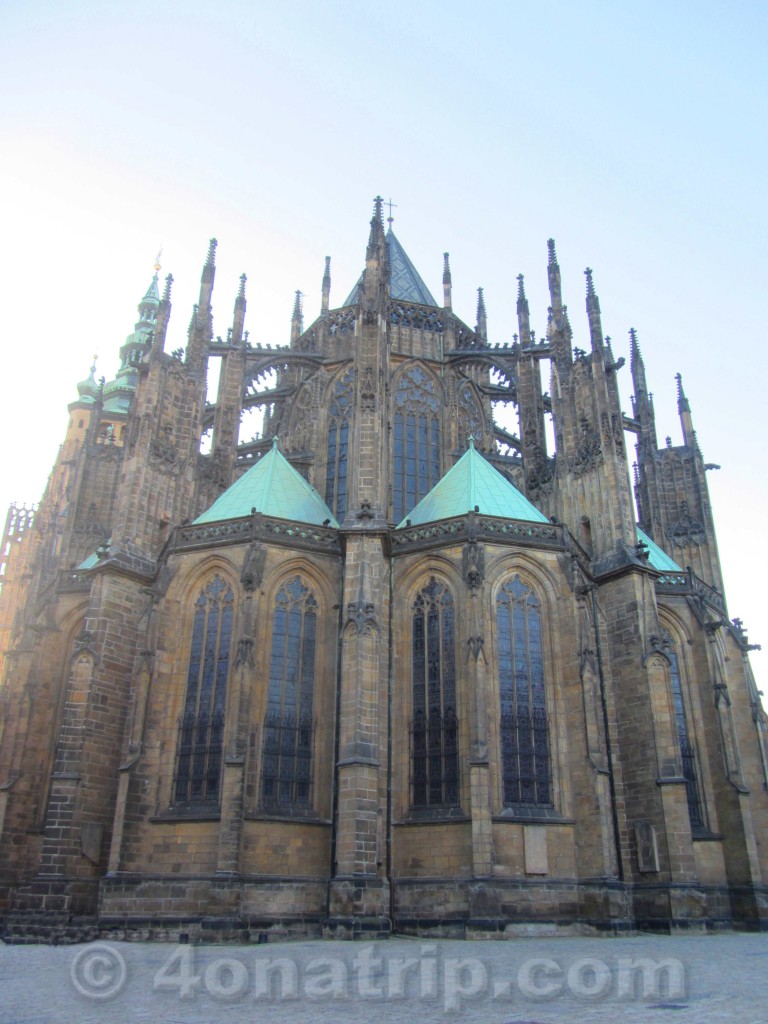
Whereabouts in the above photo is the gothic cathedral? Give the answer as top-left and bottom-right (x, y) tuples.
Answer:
(1, 199), (766, 942)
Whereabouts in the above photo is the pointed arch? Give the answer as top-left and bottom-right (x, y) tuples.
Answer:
(410, 576), (459, 808)
(496, 574), (552, 808)
(392, 363), (442, 522)
(173, 574), (234, 806)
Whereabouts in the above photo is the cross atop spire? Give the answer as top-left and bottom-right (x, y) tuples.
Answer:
(385, 197), (397, 226)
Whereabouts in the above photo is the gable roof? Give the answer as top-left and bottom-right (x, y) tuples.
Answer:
(343, 227), (438, 307)
(195, 440), (339, 527)
(396, 440), (548, 528)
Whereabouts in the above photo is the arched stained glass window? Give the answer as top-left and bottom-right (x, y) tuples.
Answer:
(665, 635), (705, 829)
(411, 578), (459, 808)
(393, 367), (441, 523)
(497, 576), (552, 807)
(261, 576), (317, 809)
(174, 575), (233, 805)
(325, 368), (354, 520)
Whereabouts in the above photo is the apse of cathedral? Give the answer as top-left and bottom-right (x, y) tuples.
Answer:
(0, 197), (766, 943)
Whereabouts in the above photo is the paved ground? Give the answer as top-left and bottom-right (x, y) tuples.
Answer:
(1, 931), (767, 1023)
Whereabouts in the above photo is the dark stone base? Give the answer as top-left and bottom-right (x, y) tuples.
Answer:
(3, 874), (768, 943)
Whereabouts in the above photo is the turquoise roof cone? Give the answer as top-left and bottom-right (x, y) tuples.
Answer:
(195, 437), (340, 527)
(397, 438), (549, 528)
(103, 258), (162, 415)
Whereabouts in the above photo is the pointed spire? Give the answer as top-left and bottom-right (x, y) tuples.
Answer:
(321, 256), (331, 314)
(516, 274), (529, 316)
(200, 237), (217, 292)
(152, 274), (173, 355)
(676, 372), (690, 413)
(362, 195), (389, 315)
(629, 327), (642, 372)
(476, 287), (487, 341)
(442, 252), (452, 310)
(629, 329), (653, 444)
(516, 274), (531, 348)
(676, 373), (696, 447)
(584, 267), (604, 351)
(186, 238), (216, 368)
(291, 290), (303, 344)
(367, 195), (386, 255)
(231, 274), (247, 345)
(547, 238), (562, 310)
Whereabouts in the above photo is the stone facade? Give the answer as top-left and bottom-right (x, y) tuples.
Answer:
(1, 198), (767, 943)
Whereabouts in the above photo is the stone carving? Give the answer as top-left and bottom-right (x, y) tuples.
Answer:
(241, 540), (266, 592)
(347, 597), (377, 636)
(467, 635), (485, 660)
(235, 635), (255, 668)
(360, 366), (376, 411)
(668, 500), (707, 547)
(572, 416), (602, 475)
(457, 382), (483, 445)
(462, 539), (485, 592)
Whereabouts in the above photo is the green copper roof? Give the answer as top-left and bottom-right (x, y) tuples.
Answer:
(195, 440), (339, 527)
(636, 526), (682, 572)
(343, 228), (438, 307)
(397, 440), (548, 528)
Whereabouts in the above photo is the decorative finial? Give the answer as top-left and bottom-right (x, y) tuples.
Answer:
(547, 238), (558, 265)
(476, 287), (486, 317)
(443, 252), (451, 283)
(238, 273), (247, 300)
(323, 256), (331, 278)
(272, 435), (279, 449)
(292, 290), (303, 321)
(163, 274), (173, 301)
(206, 238), (217, 265)
(468, 434), (476, 448)
(154, 248), (163, 274)
(385, 197), (397, 226)
(373, 196), (384, 223)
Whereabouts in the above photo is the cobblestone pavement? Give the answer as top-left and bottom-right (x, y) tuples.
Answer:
(1, 931), (767, 1023)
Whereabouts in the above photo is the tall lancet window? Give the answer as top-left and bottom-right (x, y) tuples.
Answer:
(393, 367), (441, 523)
(497, 576), (552, 807)
(411, 578), (459, 808)
(325, 368), (354, 520)
(261, 576), (317, 810)
(174, 575), (233, 805)
(665, 635), (705, 829)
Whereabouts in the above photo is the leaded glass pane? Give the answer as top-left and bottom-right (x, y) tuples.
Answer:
(261, 576), (316, 810)
(667, 643), (705, 829)
(325, 369), (353, 519)
(393, 369), (441, 522)
(174, 575), (233, 806)
(411, 578), (459, 808)
(497, 576), (552, 808)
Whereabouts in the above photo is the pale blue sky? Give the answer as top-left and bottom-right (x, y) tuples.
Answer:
(1, 1), (765, 683)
